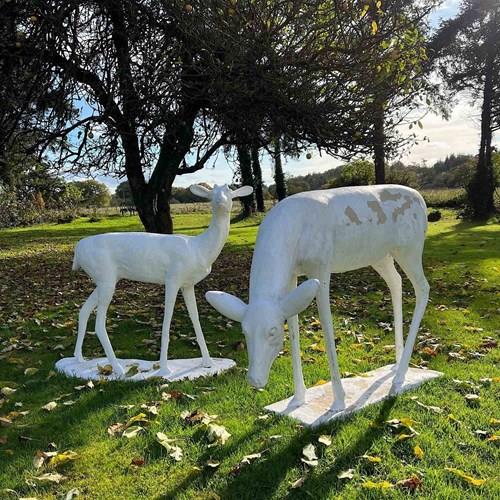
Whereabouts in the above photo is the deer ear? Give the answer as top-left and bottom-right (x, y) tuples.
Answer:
(230, 186), (253, 199)
(190, 184), (212, 199)
(280, 279), (320, 319)
(205, 291), (247, 322)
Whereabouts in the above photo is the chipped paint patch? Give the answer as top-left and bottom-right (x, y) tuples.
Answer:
(380, 190), (402, 202)
(367, 200), (387, 224)
(345, 206), (362, 225)
(392, 196), (413, 222)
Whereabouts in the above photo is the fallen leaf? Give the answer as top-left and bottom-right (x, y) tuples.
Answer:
(33, 472), (67, 484)
(122, 426), (144, 438)
(465, 394), (480, 407)
(318, 435), (332, 446)
(362, 480), (393, 489)
(156, 432), (183, 461)
(107, 422), (125, 437)
(206, 423), (231, 446)
(447, 414), (461, 426)
(125, 364), (139, 377)
(130, 457), (145, 467)
(24, 368), (39, 376)
(206, 459), (220, 468)
(181, 409), (216, 426)
(125, 413), (148, 428)
(445, 467), (486, 487)
(487, 435), (499, 442)
(291, 476), (306, 489)
(241, 452), (262, 465)
(301, 443), (318, 466)
(41, 401), (57, 412)
(48, 450), (78, 467)
(489, 418), (500, 426)
(337, 468), (355, 480)
(1, 387), (16, 397)
(64, 488), (80, 499)
(397, 474), (423, 491)
(97, 364), (113, 376)
(414, 444), (424, 460)
(415, 400), (443, 414)
(362, 453), (382, 463)
(396, 433), (416, 442)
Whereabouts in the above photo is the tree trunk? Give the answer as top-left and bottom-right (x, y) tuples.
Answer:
(273, 137), (287, 200)
(251, 146), (265, 212)
(468, 41), (495, 219)
(237, 145), (256, 217)
(373, 99), (386, 184)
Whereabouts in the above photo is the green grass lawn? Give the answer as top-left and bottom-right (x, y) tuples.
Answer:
(0, 211), (499, 499)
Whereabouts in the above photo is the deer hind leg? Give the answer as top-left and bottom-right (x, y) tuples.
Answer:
(315, 271), (345, 411)
(74, 289), (98, 362)
(372, 256), (403, 365)
(391, 245), (429, 394)
(288, 275), (307, 407)
(182, 286), (212, 368)
(95, 282), (124, 376)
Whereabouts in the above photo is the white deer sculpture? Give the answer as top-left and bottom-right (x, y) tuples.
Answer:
(206, 185), (429, 411)
(72, 183), (253, 377)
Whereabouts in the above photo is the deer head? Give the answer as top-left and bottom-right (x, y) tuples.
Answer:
(205, 279), (319, 387)
(189, 184), (253, 215)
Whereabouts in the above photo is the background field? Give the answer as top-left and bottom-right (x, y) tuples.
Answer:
(0, 209), (499, 499)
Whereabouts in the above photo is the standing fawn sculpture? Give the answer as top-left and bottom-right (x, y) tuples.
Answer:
(72, 184), (253, 377)
(206, 185), (429, 411)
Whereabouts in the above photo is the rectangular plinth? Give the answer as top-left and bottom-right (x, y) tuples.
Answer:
(265, 365), (443, 427)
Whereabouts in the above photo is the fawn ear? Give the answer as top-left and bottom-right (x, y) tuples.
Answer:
(230, 186), (253, 199)
(205, 291), (247, 322)
(190, 184), (212, 199)
(280, 279), (320, 319)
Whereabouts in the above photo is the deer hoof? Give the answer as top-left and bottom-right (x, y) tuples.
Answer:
(289, 394), (306, 408)
(201, 358), (213, 369)
(155, 368), (172, 379)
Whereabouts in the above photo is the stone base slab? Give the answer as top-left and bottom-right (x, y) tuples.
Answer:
(55, 357), (236, 382)
(265, 364), (443, 427)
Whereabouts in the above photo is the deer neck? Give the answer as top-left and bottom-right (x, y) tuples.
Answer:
(249, 218), (298, 302)
(196, 208), (231, 265)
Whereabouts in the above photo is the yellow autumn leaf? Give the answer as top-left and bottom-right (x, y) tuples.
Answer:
(362, 480), (393, 489)
(487, 434), (499, 442)
(315, 379), (328, 386)
(49, 450), (79, 467)
(360, 4), (370, 18)
(445, 467), (486, 487)
(362, 453), (382, 463)
(489, 418), (500, 426)
(414, 445), (424, 460)
(371, 20), (378, 35)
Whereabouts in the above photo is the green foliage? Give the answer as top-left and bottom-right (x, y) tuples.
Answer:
(69, 180), (111, 208)
(329, 160), (375, 188)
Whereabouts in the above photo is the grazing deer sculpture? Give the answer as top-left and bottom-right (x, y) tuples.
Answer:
(206, 185), (429, 411)
(72, 184), (253, 377)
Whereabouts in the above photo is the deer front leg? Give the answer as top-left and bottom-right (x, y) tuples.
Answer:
(156, 278), (180, 378)
(315, 273), (345, 412)
(288, 312), (306, 407)
(182, 286), (213, 368)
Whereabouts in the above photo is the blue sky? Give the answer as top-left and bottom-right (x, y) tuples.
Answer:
(72, 1), (499, 191)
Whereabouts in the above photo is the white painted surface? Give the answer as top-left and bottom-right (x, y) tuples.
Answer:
(55, 356), (236, 382)
(206, 185), (430, 410)
(265, 365), (443, 427)
(71, 183), (252, 377)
